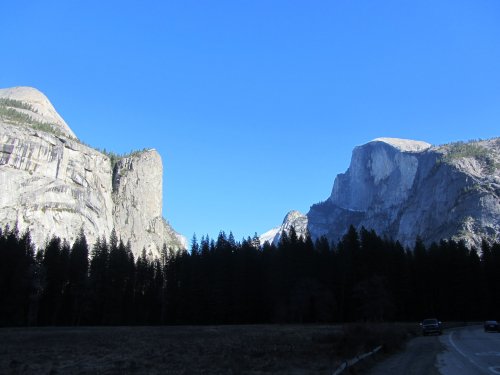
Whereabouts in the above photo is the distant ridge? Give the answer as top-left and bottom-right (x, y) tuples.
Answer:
(262, 137), (500, 248)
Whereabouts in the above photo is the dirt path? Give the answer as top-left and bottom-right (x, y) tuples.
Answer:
(365, 334), (443, 375)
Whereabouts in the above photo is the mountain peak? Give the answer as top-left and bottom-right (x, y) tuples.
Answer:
(0, 86), (50, 103)
(260, 210), (308, 245)
(0, 86), (76, 139)
(282, 210), (304, 224)
(370, 137), (431, 152)
(264, 137), (499, 249)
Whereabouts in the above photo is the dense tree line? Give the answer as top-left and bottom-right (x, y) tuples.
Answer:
(1, 224), (499, 326)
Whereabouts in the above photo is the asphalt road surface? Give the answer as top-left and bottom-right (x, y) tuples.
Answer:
(367, 325), (500, 375)
(438, 325), (500, 375)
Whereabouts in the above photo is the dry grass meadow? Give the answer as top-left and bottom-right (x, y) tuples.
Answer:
(0, 323), (418, 374)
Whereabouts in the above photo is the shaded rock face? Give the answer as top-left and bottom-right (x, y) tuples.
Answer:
(265, 137), (500, 248)
(330, 140), (424, 211)
(0, 87), (184, 257)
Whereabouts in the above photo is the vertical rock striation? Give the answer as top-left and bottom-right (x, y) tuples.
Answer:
(0, 86), (185, 257)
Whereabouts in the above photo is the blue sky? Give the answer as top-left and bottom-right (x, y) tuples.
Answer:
(1, 1), (499, 242)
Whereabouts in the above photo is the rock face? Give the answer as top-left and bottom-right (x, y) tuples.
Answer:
(0, 86), (185, 257)
(260, 210), (308, 246)
(263, 137), (500, 248)
(0, 87), (76, 138)
(112, 150), (186, 256)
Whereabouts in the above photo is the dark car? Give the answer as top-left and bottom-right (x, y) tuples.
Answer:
(484, 320), (499, 332)
(421, 318), (442, 336)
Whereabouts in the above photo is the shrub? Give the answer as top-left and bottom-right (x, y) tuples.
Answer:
(442, 141), (499, 173)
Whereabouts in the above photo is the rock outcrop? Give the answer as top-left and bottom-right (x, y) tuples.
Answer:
(112, 149), (186, 256)
(260, 210), (308, 246)
(0, 86), (185, 257)
(263, 137), (500, 248)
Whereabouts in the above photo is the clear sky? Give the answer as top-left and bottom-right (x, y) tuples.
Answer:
(1, 1), (499, 242)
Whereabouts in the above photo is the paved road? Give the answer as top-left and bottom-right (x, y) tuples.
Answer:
(438, 326), (500, 375)
(367, 325), (500, 375)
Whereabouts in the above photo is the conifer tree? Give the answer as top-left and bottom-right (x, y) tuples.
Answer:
(66, 229), (89, 325)
(86, 236), (110, 324)
(38, 237), (66, 325)
(0, 227), (36, 325)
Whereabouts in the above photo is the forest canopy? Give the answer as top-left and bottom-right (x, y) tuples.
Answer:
(0, 224), (499, 326)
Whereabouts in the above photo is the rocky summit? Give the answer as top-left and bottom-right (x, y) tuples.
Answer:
(0, 86), (185, 257)
(263, 137), (500, 248)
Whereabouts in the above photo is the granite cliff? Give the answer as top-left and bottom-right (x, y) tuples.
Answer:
(263, 137), (500, 248)
(0, 86), (185, 257)
(260, 210), (308, 246)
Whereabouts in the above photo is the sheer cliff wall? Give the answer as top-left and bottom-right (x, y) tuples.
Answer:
(0, 87), (184, 257)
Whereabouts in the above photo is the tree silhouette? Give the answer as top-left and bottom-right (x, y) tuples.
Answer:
(0, 223), (499, 326)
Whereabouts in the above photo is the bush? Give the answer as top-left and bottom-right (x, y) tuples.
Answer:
(335, 323), (418, 358)
(442, 141), (499, 173)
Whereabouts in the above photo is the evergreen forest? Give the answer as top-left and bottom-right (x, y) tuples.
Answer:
(1, 224), (499, 326)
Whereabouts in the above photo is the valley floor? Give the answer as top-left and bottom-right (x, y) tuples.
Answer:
(0, 324), (414, 374)
(1, 325), (342, 374)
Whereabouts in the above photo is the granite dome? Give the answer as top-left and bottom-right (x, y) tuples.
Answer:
(0, 86), (185, 257)
(263, 137), (500, 248)
(0, 86), (76, 139)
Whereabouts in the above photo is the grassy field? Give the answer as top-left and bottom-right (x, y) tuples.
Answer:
(0, 323), (418, 374)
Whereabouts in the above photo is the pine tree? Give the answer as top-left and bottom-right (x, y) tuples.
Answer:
(38, 237), (66, 325)
(0, 227), (37, 325)
(86, 236), (110, 324)
(107, 237), (131, 324)
(66, 229), (89, 325)
(190, 234), (199, 255)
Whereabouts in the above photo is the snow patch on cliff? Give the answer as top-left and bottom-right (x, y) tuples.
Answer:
(260, 210), (309, 245)
(260, 227), (280, 245)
